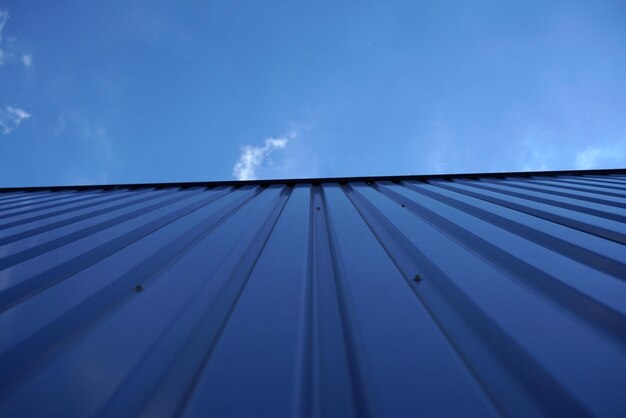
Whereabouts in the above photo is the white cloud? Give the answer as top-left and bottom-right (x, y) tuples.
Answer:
(233, 133), (294, 180)
(0, 10), (8, 67)
(0, 10), (31, 70)
(21, 53), (32, 68)
(0, 12), (33, 136)
(516, 135), (561, 172)
(0, 106), (31, 135)
(575, 140), (626, 169)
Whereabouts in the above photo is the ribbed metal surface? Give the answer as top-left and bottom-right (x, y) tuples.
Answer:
(0, 172), (625, 417)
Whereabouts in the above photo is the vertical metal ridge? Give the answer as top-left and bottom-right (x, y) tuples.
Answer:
(522, 178), (626, 199)
(0, 188), (188, 271)
(0, 190), (111, 221)
(373, 182), (626, 351)
(581, 174), (626, 183)
(0, 191), (96, 212)
(342, 183), (587, 418)
(341, 183), (504, 415)
(548, 177), (626, 192)
(292, 184), (316, 418)
(0, 191), (33, 204)
(456, 179), (626, 223)
(0, 189), (146, 226)
(90, 186), (291, 418)
(315, 184), (377, 418)
(84, 187), (290, 418)
(137, 186), (292, 418)
(0, 187), (230, 313)
(290, 183), (374, 418)
(476, 178), (626, 209)
(432, 180), (626, 245)
(0, 188), (171, 243)
(601, 176), (626, 184)
(402, 182), (626, 281)
(564, 175), (626, 186)
(0, 186), (262, 401)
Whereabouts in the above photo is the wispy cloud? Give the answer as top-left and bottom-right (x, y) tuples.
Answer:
(0, 10), (8, 67)
(233, 132), (295, 180)
(21, 53), (32, 68)
(0, 11), (32, 137)
(575, 140), (626, 169)
(0, 106), (31, 135)
(0, 10), (31, 70)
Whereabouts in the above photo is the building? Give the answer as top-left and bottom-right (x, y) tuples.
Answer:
(0, 168), (625, 417)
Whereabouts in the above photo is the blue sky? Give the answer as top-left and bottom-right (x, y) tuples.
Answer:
(1, 0), (625, 186)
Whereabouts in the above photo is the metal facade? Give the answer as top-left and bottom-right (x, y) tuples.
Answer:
(0, 170), (625, 417)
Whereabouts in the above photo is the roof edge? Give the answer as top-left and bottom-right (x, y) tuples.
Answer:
(1, 167), (625, 192)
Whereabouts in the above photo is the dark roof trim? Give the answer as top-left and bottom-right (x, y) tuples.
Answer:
(1, 168), (625, 193)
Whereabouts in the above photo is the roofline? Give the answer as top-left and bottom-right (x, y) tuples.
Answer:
(1, 167), (625, 193)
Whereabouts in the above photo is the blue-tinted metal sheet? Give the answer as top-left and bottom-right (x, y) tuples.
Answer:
(0, 172), (625, 417)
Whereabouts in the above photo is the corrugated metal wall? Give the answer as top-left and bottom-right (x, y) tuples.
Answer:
(0, 172), (625, 417)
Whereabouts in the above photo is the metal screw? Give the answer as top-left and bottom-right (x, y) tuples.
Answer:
(413, 274), (422, 283)
(135, 285), (144, 292)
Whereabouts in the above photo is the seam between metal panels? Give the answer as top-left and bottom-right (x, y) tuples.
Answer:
(374, 182), (626, 350)
(0, 190), (55, 200)
(0, 191), (158, 233)
(0, 191), (36, 204)
(548, 177), (626, 192)
(342, 184), (509, 417)
(477, 179), (625, 210)
(0, 189), (108, 219)
(536, 177), (626, 193)
(89, 187), (286, 418)
(292, 186), (317, 418)
(0, 191), (68, 203)
(93, 186), (291, 418)
(343, 183), (592, 418)
(560, 176), (626, 187)
(401, 182), (626, 281)
(580, 174), (626, 184)
(170, 187), (292, 418)
(0, 190), (105, 216)
(0, 188), (169, 243)
(432, 181), (626, 245)
(0, 186), (263, 401)
(0, 189), (148, 226)
(459, 180), (626, 224)
(0, 188), (108, 211)
(0, 188), (228, 313)
(521, 179), (626, 199)
(0, 190), (102, 212)
(317, 185), (378, 418)
(0, 188), (187, 271)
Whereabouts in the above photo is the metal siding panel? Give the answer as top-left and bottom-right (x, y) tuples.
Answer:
(323, 183), (500, 418)
(180, 185), (312, 418)
(0, 171), (625, 417)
